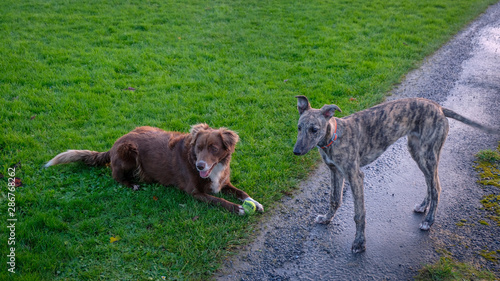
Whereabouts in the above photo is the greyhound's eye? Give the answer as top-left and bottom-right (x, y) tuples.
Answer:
(298, 125), (302, 132)
(310, 127), (318, 133)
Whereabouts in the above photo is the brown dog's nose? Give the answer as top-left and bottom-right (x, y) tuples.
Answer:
(196, 161), (207, 171)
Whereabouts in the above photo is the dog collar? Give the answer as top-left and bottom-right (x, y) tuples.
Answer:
(318, 119), (338, 149)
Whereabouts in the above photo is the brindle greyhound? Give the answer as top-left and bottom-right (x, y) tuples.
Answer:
(293, 95), (497, 253)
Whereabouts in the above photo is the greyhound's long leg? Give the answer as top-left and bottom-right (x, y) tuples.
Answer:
(408, 135), (430, 213)
(315, 165), (345, 224)
(420, 166), (441, 230)
(407, 121), (447, 230)
(348, 168), (366, 253)
(409, 150), (441, 230)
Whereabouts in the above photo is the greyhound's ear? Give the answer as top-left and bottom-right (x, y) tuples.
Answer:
(295, 95), (311, 115)
(320, 104), (342, 119)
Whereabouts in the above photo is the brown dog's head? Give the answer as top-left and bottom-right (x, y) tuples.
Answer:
(293, 95), (342, 156)
(190, 123), (239, 178)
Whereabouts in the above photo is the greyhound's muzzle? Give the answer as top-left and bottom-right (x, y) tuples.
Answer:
(293, 142), (309, 156)
(293, 148), (303, 155)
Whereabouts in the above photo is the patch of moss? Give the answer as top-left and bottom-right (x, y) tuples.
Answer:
(474, 142), (500, 227)
(474, 143), (500, 188)
(415, 257), (496, 280)
(479, 220), (489, 226)
(479, 250), (500, 264)
(455, 218), (474, 227)
(480, 194), (500, 226)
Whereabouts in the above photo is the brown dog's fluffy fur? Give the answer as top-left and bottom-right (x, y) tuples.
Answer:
(45, 124), (263, 215)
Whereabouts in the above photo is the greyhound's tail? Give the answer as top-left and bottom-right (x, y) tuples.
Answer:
(44, 150), (111, 167)
(442, 108), (498, 134)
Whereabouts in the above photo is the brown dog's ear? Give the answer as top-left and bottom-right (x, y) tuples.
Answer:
(190, 123), (210, 135)
(190, 123), (210, 145)
(295, 95), (311, 115)
(320, 104), (342, 119)
(220, 129), (239, 153)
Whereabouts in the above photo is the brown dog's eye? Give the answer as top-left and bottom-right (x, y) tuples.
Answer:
(210, 145), (219, 153)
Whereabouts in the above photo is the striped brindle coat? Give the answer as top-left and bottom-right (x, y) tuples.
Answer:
(293, 95), (497, 253)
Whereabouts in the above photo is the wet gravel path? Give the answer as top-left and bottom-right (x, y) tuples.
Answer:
(217, 3), (500, 280)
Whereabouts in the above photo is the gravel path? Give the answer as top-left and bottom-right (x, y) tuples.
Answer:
(217, 3), (500, 280)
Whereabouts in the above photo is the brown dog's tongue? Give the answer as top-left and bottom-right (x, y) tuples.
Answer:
(200, 170), (210, 178)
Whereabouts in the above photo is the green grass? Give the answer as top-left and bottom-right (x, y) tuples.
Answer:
(475, 143), (500, 188)
(475, 142), (500, 226)
(415, 257), (497, 281)
(1, 0), (498, 280)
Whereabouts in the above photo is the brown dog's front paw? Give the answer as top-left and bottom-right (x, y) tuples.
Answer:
(315, 214), (332, 224)
(245, 197), (264, 213)
(238, 205), (246, 216)
(254, 201), (264, 213)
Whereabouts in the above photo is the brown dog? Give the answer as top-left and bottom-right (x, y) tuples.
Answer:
(45, 124), (264, 215)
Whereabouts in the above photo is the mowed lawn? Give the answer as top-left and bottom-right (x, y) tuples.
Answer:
(0, 0), (497, 280)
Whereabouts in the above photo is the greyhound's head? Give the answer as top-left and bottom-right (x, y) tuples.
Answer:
(293, 95), (342, 156)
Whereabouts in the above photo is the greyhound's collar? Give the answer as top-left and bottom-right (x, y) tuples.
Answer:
(318, 119), (338, 149)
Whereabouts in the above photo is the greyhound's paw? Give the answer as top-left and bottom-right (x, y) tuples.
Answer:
(315, 214), (332, 224)
(351, 240), (366, 253)
(419, 221), (431, 231)
(414, 204), (427, 213)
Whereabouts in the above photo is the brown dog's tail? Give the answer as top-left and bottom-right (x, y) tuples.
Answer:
(44, 150), (111, 167)
(442, 108), (498, 134)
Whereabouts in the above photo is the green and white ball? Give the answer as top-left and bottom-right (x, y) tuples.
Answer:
(242, 199), (257, 215)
